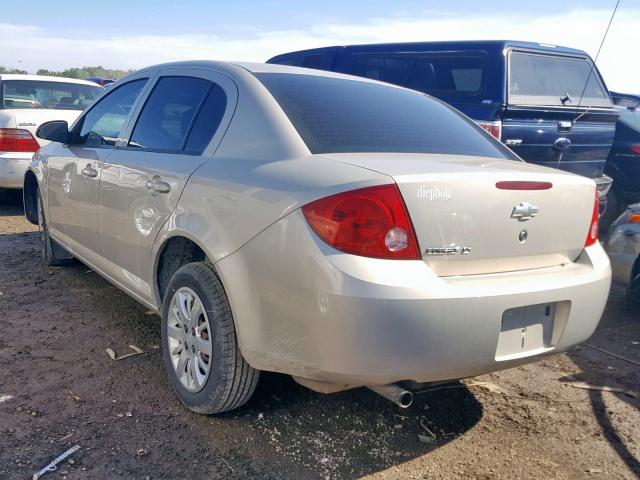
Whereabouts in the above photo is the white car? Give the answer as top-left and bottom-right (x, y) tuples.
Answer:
(0, 74), (102, 189)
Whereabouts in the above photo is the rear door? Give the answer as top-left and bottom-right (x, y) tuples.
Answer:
(97, 69), (236, 302)
(502, 50), (617, 179)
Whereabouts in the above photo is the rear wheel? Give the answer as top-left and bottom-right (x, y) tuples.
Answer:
(161, 262), (259, 414)
(37, 192), (73, 266)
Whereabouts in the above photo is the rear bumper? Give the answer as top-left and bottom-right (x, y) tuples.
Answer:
(217, 211), (612, 386)
(0, 152), (31, 189)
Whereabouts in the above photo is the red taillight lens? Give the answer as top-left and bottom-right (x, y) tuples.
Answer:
(585, 192), (600, 247)
(0, 128), (40, 152)
(630, 144), (640, 154)
(476, 120), (502, 140)
(302, 184), (421, 259)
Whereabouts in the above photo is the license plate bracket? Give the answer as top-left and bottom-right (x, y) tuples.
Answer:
(495, 303), (556, 361)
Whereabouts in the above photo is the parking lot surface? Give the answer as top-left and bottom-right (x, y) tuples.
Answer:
(0, 190), (638, 480)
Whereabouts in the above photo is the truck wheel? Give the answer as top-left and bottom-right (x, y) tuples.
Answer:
(161, 262), (259, 413)
(37, 192), (73, 266)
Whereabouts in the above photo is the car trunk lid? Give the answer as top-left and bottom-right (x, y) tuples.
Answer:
(0, 109), (83, 147)
(323, 152), (596, 276)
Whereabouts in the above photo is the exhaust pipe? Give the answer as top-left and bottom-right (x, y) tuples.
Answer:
(367, 384), (413, 408)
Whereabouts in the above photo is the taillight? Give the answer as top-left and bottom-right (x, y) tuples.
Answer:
(476, 120), (502, 141)
(630, 144), (640, 154)
(0, 128), (40, 152)
(302, 184), (421, 259)
(585, 192), (600, 247)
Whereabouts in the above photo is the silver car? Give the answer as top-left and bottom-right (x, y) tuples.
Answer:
(606, 203), (640, 301)
(25, 61), (611, 413)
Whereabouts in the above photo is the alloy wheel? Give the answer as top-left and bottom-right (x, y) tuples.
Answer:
(167, 287), (213, 392)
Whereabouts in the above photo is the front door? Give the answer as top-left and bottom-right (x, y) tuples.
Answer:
(97, 70), (235, 303)
(46, 78), (149, 259)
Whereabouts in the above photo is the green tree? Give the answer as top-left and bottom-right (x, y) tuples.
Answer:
(35, 66), (133, 80)
(0, 66), (28, 74)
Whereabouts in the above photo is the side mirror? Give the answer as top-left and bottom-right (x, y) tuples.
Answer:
(36, 120), (70, 144)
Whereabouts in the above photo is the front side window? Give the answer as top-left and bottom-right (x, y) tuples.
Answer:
(1, 80), (101, 110)
(129, 76), (211, 153)
(257, 73), (516, 159)
(509, 52), (612, 107)
(76, 79), (147, 147)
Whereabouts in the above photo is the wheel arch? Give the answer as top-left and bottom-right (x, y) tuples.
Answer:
(153, 234), (210, 305)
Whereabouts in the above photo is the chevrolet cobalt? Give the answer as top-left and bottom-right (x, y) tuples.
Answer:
(25, 62), (611, 413)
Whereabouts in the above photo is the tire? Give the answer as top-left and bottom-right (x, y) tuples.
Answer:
(161, 262), (259, 414)
(37, 192), (73, 266)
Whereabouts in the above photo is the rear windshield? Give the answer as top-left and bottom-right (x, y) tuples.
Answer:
(257, 73), (515, 159)
(508, 52), (612, 108)
(349, 53), (485, 98)
(1, 80), (102, 110)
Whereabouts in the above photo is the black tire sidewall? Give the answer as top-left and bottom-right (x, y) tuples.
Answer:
(161, 264), (232, 411)
(36, 192), (53, 264)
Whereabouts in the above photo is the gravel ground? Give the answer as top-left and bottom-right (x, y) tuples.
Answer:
(0, 189), (638, 480)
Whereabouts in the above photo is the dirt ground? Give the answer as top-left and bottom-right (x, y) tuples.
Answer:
(0, 188), (638, 480)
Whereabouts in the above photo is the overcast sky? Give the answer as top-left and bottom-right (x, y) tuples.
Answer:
(2, 0), (638, 92)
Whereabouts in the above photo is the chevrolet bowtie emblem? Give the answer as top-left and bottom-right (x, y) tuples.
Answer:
(511, 202), (539, 222)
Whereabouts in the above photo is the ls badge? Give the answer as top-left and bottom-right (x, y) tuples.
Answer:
(424, 245), (472, 256)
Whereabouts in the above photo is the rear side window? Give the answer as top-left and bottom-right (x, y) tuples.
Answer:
(77, 79), (147, 148)
(1, 80), (101, 110)
(183, 85), (227, 154)
(349, 53), (485, 98)
(257, 73), (515, 159)
(508, 52), (612, 107)
(270, 54), (301, 66)
(129, 77), (211, 153)
(302, 53), (334, 70)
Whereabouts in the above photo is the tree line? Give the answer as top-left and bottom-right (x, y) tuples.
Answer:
(1, 66), (133, 80)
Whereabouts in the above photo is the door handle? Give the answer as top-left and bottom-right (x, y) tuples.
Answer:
(145, 175), (171, 194)
(81, 165), (98, 178)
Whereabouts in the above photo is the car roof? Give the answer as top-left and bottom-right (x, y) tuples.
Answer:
(270, 40), (589, 58)
(0, 74), (101, 86)
(133, 60), (407, 86)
